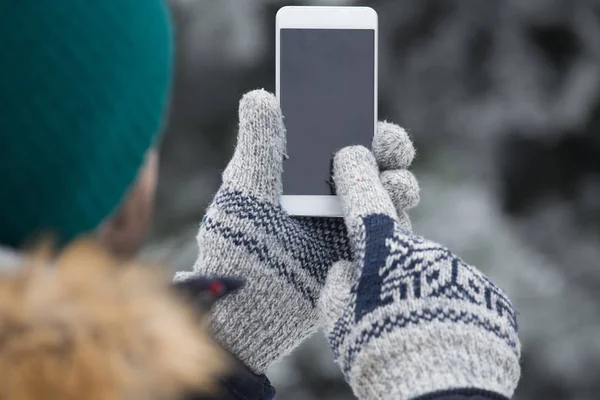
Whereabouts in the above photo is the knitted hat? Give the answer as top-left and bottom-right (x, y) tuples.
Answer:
(0, 0), (174, 248)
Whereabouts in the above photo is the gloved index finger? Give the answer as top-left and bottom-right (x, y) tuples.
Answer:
(372, 121), (415, 171)
(332, 146), (398, 227)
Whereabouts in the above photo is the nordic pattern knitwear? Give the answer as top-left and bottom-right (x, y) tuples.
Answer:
(319, 146), (521, 400)
(175, 90), (420, 373)
(0, 0), (173, 247)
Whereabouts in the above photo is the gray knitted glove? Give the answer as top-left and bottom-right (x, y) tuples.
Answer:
(319, 146), (521, 399)
(174, 90), (419, 373)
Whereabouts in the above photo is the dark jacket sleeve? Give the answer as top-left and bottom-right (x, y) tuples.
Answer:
(413, 389), (510, 400)
(215, 367), (275, 400)
(184, 360), (275, 400)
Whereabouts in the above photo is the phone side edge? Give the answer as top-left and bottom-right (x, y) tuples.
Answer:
(275, 7), (294, 102)
(373, 9), (378, 144)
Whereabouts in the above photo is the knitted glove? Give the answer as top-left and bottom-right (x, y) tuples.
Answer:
(174, 89), (420, 373)
(319, 146), (521, 400)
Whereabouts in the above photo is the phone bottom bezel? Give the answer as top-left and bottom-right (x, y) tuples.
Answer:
(280, 195), (343, 217)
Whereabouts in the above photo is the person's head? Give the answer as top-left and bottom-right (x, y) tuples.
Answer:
(0, 0), (174, 257)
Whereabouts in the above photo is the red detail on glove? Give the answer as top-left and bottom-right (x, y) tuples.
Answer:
(208, 281), (225, 296)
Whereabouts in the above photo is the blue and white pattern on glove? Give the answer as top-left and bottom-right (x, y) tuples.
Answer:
(174, 90), (420, 374)
(201, 187), (351, 306)
(319, 146), (521, 400)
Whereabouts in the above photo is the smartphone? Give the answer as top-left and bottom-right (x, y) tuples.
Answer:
(276, 6), (378, 217)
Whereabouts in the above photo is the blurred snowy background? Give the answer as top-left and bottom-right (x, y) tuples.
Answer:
(144, 1), (600, 399)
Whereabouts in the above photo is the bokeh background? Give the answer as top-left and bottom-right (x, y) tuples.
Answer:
(143, 1), (600, 399)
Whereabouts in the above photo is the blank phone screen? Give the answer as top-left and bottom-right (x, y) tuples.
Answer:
(280, 28), (375, 195)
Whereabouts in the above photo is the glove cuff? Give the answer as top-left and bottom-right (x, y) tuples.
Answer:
(342, 322), (520, 400)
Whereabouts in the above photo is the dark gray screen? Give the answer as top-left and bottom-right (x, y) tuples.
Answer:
(280, 29), (375, 195)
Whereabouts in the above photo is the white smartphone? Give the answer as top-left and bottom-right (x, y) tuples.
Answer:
(276, 6), (378, 217)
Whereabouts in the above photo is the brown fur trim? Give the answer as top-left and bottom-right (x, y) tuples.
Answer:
(0, 238), (230, 400)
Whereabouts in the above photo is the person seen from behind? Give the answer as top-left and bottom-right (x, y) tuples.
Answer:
(0, 1), (520, 399)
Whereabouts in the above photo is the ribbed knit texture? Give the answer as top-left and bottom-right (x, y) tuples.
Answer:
(0, 0), (173, 247)
(175, 90), (420, 373)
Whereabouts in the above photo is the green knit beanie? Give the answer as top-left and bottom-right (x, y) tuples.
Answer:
(0, 0), (174, 248)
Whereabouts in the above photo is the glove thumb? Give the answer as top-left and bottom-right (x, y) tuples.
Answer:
(222, 89), (286, 203)
(318, 260), (355, 333)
